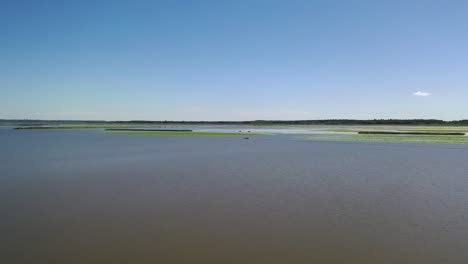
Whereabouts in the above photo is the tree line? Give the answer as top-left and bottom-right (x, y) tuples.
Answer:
(2, 119), (468, 126)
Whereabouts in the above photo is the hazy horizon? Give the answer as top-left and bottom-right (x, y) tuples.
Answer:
(2, 1), (468, 121)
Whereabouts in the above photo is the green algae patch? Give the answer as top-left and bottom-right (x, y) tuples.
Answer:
(306, 134), (468, 144)
(105, 131), (268, 136)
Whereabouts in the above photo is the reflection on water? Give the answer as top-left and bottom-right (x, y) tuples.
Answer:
(1, 128), (468, 263)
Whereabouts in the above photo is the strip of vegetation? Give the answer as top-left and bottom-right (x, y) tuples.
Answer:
(105, 128), (192, 132)
(358, 131), (465, 136)
(321, 129), (468, 135)
(15, 125), (132, 130)
(399, 129), (468, 133)
(307, 134), (468, 144)
(105, 131), (267, 136)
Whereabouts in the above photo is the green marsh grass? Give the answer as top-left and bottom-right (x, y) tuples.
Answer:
(105, 131), (268, 136)
(307, 134), (468, 144)
(15, 125), (132, 130)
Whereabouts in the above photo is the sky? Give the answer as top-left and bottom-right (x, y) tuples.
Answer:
(1, 0), (468, 121)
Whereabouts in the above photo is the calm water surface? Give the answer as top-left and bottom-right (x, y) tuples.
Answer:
(1, 128), (468, 263)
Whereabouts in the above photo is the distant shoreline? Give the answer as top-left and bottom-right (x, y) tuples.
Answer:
(2, 119), (468, 126)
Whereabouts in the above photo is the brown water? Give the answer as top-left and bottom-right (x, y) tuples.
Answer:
(1, 129), (468, 263)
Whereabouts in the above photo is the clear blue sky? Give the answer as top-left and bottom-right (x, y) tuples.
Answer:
(2, 0), (468, 121)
